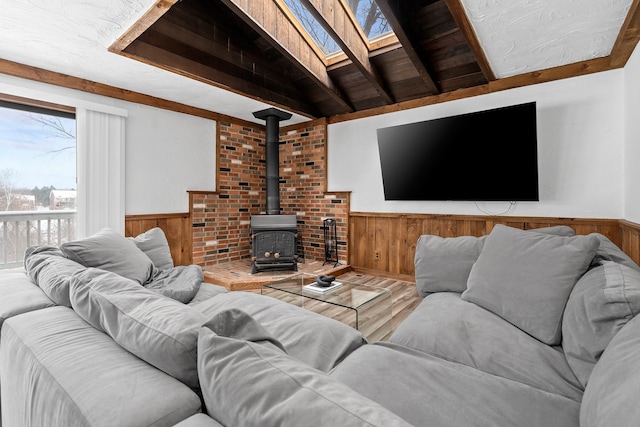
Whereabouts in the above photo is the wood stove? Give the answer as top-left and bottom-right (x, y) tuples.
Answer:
(250, 215), (298, 273)
(250, 107), (298, 274)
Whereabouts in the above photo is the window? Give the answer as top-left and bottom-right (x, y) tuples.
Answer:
(284, 0), (341, 55)
(344, 0), (391, 41)
(283, 0), (393, 57)
(0, 98), (76, 268)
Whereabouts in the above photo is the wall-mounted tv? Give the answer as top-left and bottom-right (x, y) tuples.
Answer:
(377, 102), (539, 201)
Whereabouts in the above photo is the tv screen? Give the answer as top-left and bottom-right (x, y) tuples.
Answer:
(377, 102), (539, 201)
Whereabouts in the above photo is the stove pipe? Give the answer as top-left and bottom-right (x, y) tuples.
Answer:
(252, 107), (292, 215)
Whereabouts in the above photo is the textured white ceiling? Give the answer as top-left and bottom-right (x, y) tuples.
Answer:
(460, 0), (633, 78)
(0, 0), (632, 123)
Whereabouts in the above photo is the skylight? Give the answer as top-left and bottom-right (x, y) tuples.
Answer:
(283, 0), (341, 55)
(345, 0), (391, 41)
(283, 0), (393, 57)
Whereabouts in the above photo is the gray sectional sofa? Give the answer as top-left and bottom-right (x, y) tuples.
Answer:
(1, 224), (640, 426)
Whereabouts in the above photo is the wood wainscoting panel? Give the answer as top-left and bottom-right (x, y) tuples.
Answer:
(125, 212), (192, 266)
(349, 212), (626, 279)
(619, 220), (640, 263)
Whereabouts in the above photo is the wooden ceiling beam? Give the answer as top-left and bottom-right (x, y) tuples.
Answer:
(610, 0), (640, 68)
(220, 0), (354, 114)
(376, 0), (440, 94)
(110, 0), (179, 53)
(444, 0), (496, 81)
(143, 17), (304, 100)
(300, 0), (394, 104)
(122, 40), (320, 117)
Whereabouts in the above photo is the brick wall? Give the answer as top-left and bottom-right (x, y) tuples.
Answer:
(190, 118), (350, 267)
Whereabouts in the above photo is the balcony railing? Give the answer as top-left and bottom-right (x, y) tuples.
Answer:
(0, 210), (76, 270)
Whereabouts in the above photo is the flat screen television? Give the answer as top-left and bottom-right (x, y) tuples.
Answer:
(377, 102), (539, 201)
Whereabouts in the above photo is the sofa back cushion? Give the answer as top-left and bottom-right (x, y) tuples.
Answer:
(197, 308), (413, 427)
(580, 312), (640, 426)
(462, 224), (599, 345)
(415, 225), (576, 296)
(69, 268), (206, 388)
(563, 261), (640, 387)
(192, 291), (365, 372)
(24, 245), (86, 307)
(61, 227), (155, 284)
(590, 233), (640, 271)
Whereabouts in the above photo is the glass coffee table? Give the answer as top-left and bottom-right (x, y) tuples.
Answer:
(261, 273), (392, 342)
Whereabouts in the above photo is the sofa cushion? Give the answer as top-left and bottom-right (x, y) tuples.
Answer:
(415, 225), (576, 296)
(462, 224), (599, 345)
(580, 312), (640, 426)
(69, 268), (206, 388)
(563, 261), (640, 387)
(61, 227), (155, 284)
(129, 227), (174, 270)
(389, 292), (584, 401)
(24, 245), (86, 307)
(330, 342), (580, 427)
(187, 282), (228, 305)
(0, 267), (55, 326)
(0, 306), (201, 427)
(590, 233), (640, 271)
(192, 291), (365, 372)
(173, 414), (224, 427)
(197, 308), (412, 427)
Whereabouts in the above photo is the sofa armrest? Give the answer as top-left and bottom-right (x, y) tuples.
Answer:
(1, 306), (201, 427)
(0, 267), (54, 327)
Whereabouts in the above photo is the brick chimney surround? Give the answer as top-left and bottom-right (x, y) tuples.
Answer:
(189, 117), (349, 271)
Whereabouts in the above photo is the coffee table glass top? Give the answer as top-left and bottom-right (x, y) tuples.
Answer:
(262, 273), (390, 309)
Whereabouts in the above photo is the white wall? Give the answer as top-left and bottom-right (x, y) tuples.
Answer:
(3, 47), (637, 221)
(624, 44), (640, 223)
(124, 104), (215, 214)
(328, 70), (625, 218)
(0, 73), (216, 215)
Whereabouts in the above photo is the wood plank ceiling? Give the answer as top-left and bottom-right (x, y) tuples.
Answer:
(111, 0), (640, 120)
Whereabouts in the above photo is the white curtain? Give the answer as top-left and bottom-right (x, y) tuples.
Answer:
(76, 108), (126, 238)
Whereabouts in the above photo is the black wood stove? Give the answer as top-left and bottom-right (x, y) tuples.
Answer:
(250, 107), (298, 274)
(250, 214), (298, 273)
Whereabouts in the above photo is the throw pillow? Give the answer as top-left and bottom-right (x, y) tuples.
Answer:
(461, 224), (599, 345)
(415, 225), (576, 295)
(414, 234), (486, 295)
(563, 261), (640, 388)
(128, 227), (174, 270)
(197, 308), (413, 427)
(143, 265), (203, 304)
(61, 227), (155, 284)
(69, 268), (206, 388)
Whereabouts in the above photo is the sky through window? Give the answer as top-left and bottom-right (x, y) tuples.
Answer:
(283, 0), (392, 56)
(0, 104), (76, 194)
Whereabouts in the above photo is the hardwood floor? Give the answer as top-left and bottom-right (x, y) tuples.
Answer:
(206, 259), (422, 340)
(336, 271), (422, 334)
